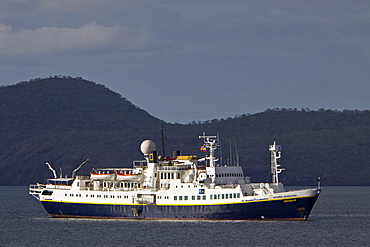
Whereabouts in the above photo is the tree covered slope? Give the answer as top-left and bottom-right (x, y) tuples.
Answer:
(0, 77), (369, 185)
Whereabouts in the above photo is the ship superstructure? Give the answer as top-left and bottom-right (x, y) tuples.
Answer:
(29, 135), (321, 220)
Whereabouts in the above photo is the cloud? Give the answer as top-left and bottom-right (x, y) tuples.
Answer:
(0, 22), (168, 58)
(0, 0), (369, 123)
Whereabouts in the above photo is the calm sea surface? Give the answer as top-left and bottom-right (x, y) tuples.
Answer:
(0, 186), (369, 246)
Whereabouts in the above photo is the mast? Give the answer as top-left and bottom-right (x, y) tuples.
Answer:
(234, 136), (239, 166)
(199, 134), (218, 184)
(269, 141), (284, 184)
(161, 122), (166, 157)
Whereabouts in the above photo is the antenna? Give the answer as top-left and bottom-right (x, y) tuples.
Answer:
(72, 159), (89, 178)
(161, 122), (166, 157)
(234, 136), (239, 166)
(229, 139), (232, 165)
(218, 134), (223, 166)
(46, 162), (57, 179)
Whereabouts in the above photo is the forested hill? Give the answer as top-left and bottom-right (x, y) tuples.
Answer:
(0, 77), (369, 186)
(0, 77), (161, 135)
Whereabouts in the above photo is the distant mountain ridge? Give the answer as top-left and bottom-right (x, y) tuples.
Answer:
(0, 76), (160, 135)
(0, 77), (369, 186)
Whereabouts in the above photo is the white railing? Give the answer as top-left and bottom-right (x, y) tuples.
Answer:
(29, 184), (45, 193)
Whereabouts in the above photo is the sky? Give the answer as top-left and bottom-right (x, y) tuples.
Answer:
(1, 0), (369, 123)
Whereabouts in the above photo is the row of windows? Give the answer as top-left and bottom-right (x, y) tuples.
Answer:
(103, 182), (140, 188)
(175, 185), (198, 188)
(157, 196), (170, 199)
(119, 182), (140, 188)
(211, 193), (241, 199)
(174, 195), (191, 201)
(215, 173), (243, 178)
(65, 193), (240, 200)
(65, 193), (129, 199)
(160, 184), (202, 189)
(174, 193), (240, 201)
(160, 172), (180, 180)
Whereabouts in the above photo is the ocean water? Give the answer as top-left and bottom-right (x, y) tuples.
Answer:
(1, 186), (369, 247)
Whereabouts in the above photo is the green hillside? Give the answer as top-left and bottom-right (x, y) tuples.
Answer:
(0, 77), (369, 186)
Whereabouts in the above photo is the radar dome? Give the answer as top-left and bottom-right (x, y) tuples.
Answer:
(140, 140), (157, 155)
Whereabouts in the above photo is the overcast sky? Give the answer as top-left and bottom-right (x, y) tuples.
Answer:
(1, 0), (369, 123)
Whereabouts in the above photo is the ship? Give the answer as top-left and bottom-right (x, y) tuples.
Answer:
(29, 135), (321, 220)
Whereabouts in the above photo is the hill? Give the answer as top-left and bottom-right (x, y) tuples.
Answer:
(0, 77), (369, 186)
(168, 109), (370, 186)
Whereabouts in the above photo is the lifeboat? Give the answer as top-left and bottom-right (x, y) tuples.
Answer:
(116, 172), (142, 181)
(90, 171), (116, 180)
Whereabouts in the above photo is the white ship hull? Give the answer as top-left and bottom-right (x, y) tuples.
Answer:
(30, 135), (321, 220)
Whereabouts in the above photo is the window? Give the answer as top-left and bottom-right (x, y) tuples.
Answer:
(202, 195), (206, 200)
(222, 194), (225, 199)
(197, 195), (201, 200)
(179, 196), (183, 200)
(192, 195), (195, 200)
(42, 190), (53, 196)
(237, 193), (240, 198)
(210, 195), (213, 199)
(174, 196), (178, 200)
(184, 196), (188, 200)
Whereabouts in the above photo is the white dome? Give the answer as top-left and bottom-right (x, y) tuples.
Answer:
(140, 140), (157, 155)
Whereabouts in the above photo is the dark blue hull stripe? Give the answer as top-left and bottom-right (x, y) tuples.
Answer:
(41, 196), (319, 220)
